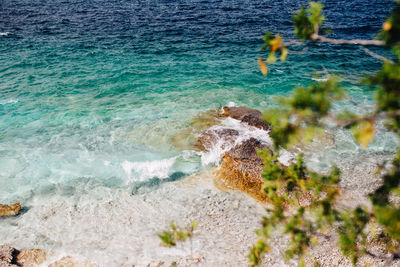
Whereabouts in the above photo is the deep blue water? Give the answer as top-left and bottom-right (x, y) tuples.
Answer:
(0, 0), (395, 201)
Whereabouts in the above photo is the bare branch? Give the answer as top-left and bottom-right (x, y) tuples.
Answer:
(283, 40), (304, 46)
(330, 110), (400, 128)
(311, 34), (384, 46)
(361, 47), (394, 64)
(345, 94), (375, 110)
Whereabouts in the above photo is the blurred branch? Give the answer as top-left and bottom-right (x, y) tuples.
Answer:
(283, 39), (304, 46)
(329, 110), (400, 128)
(361, 47), (394, 64)
(346, 95), (375, 110)
(311, 34), (384, 46)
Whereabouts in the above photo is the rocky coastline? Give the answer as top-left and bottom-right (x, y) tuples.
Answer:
(195, 106), (272, 201)
(1, 106), (400, 266)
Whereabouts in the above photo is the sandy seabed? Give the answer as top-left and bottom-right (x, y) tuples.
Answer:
(2, 153), (400, 267)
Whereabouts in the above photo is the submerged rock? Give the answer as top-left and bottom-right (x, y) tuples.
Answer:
(195, 128), (239, 151)
(175, 106), (269, 152)
(48, 256), (99, 267)
(0, 203), (21, 217)
(216, 138), (269, 201)
(172, 109), (222, 150)
(16, 249), (47, 267)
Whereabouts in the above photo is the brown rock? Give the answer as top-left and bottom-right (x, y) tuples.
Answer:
(0, 245), (15, 263)
(0, 203), (21, 217)
(216, 138), (269, 201)
(0, 246), (97, 267)
(195, 128), (239, 151)
(240, 114), (269, 130)
(49, 256), (99, 267)
(219, 106), (262, 120)
(16, 249), (47, 267)
(0, 245), (18, 267)
(0, 260), (18, 267)
(219, 106), (269, 130)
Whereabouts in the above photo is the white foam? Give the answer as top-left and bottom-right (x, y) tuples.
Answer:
(227, 101), (236, 107)
(121, 157), (176, 181)
(0, 32), (9, 36)
(199, 117), (272, 166)
(199, 117), (298, 167)
(0, 99), (18, 105)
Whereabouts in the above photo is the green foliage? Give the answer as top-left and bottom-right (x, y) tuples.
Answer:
(307, 2), (325, 32)
(293, 6), (314, 40)
(377, 1), (400, 46)
(260, 2), (327, 75)
(264, 78), (344, 150)
(260, 32), (275, 51)
(249, 148), (341, 266)
(248, 239), (269, 266)
(370, 151), (400, 242)
(157, 221), (197, 247)
(367, 60), (400, 133)
(259, 32), (288, 70)
(252, 1), (400, 266)
(338, 208), (369, 265)
(293, 2), (325, 40)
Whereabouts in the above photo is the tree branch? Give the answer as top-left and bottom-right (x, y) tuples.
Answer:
(283, 40), (304, 46)
(311, 34), (384, 46)
(329, 110), (400, 128)
(361, 47), (394, 64)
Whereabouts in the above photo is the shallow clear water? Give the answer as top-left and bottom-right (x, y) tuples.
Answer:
(0, 0), (398, 262)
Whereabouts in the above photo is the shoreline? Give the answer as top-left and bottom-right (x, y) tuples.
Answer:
(3, 156), (399, 266)
(1, 107), (399, 266)
(0, 169), (266, 266)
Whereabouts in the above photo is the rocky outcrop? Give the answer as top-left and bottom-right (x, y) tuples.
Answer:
(0, 203), (21, 217)
(216, 138), (269, 201)
(193, 106), (273, 201)
(174, 106), (269, 152)
(219, 106), (269, 130)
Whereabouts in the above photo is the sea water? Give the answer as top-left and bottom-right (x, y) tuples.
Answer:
(0, 0), (397, 264)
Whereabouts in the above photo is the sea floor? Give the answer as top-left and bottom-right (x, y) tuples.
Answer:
(2, 152), (400, 267)
(0, 169), (265, 266)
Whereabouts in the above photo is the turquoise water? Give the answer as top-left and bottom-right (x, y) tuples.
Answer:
(0, 1), (396, 203)
(2, 1), (400, 264)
